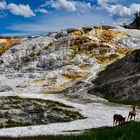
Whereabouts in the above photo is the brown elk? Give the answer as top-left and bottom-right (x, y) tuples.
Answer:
(113, 114), (126, 125)
(127, 105), (136, 121)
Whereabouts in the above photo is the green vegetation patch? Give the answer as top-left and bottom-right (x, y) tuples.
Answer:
(0, 96), (84, 129)
(0, 122), (140, 140)
(104, 96), (140, 106)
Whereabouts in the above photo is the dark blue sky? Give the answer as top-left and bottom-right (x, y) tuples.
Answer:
(0, 0), (140, 36)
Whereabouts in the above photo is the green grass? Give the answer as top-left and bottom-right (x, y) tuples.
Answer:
(0, 96), (84, 128)
(3, 96), (73, 108)
(0, 122), (140, 140)
(104, 96), (140, 106)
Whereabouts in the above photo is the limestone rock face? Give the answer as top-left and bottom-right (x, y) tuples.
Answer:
(0, 26), (139, 97)
(1, 26), (140, 133)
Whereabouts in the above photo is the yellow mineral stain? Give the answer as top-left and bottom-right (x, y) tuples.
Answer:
(79, 64), (92, 70)
(62, 71), (91, 81)
(32, 79), (45, 86)
(69, 29), (84, 38)
(43, 85), (65, 94)
(0, 37), (20, 55)
(95, 54), (119, 64)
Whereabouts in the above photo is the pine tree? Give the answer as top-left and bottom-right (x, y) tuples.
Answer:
(125, 12), (140, 29)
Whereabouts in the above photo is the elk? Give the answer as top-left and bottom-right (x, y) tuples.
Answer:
(127, 105), (136, 121)
(113, 114), (126, 125)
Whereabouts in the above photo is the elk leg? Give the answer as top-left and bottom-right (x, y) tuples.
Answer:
(130, 115), (132, 120)
(113, 119), (115, 126)
(127, 114), (130, 121)
(119, 121), (121, 126)
(114, 120), (117, 126)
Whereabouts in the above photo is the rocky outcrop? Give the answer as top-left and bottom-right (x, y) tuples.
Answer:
(0, 26), (132, 95)
(88, 49), (140, 102)
(0, 85), (13, 92)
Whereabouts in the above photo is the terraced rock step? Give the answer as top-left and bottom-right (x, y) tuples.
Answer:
(0, 26), (132, 95)
(0, 96), (84, 128)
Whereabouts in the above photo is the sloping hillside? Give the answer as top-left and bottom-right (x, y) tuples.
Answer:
(88, 49), (140, 102)
(0, 26), (132, 95)
(0, 26), (140, 137)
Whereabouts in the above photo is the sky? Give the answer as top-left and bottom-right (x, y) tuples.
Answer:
(0, 0), (140, 36)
